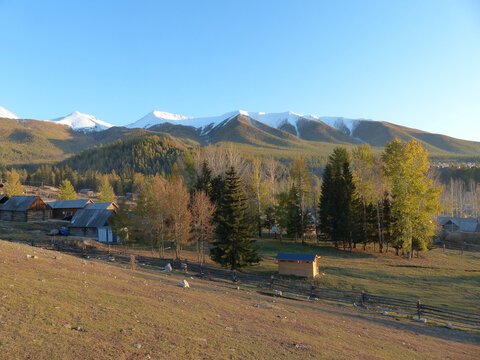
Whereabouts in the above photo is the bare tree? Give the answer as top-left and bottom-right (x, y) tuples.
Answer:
(190, 190), (216, 265)
(164, 179), (192, 259)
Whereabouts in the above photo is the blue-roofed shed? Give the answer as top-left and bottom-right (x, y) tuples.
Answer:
(276, 253), (320, 278)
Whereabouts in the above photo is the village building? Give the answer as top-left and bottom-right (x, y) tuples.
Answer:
(84, 202), (118, 211)
(438, 217), (480, 233)
(68, 202), (118, 241)
(78, 188), (94, 196)
(46, 199), (94, 220)
(0, 194), (9, 206)
(276, 253), (320, 278)
(0, 196), (51, 222)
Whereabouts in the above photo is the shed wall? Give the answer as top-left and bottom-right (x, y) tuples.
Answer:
(278, 260), (318, 278)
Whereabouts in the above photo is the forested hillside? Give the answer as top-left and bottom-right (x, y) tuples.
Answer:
(61, 135), (186, 176)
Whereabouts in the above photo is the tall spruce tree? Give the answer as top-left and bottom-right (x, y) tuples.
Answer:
(318, 147), (358, 250)
(211, 167), (260, 269)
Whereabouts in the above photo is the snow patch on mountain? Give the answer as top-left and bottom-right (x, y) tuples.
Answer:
(0, 106), (20, 119)
(319, 117), (362, 136)
(126, 109), (369, 138)
(127, 110), (240, 130)
(46, 111), (113, 132)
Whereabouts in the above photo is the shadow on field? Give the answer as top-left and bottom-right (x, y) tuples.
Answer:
(292, 301), (480, 345)
(256, 240), (376, 259)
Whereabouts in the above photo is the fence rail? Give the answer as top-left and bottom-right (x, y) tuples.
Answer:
(10, 238), (480, 331)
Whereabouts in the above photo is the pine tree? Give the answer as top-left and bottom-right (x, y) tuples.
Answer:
(97, 176), (115, 202)
(194, 160), (213, 196)
(4, 169), (24, 197)
(286, 185), (303, 241)
(211, 167), (260, 269)
(58, 179), (76, 200)
(318, 147), (357, 250)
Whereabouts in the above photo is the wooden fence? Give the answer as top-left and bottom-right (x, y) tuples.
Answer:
(11, 238), (480, 331)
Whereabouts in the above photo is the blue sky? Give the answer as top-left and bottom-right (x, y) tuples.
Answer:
(1, 0), (479, 140)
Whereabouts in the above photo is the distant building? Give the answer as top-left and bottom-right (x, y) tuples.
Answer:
(46, 199), (94, 220)
(0, 194), (9, 206)
(276, 253), (320, 278)
(438, 217), (480, 233)
(83, 202), (118, 211)
(68, 202), (117, 240)
(0, 196), (51, 222)
(79, 188), (94, 196)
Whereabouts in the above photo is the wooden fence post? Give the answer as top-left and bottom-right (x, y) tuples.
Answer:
(232, 270), (237, 283)
(361, 290), (367, 306)
(417, 300), (422, 318)
(130, 255), (136, 270)
(270, 275), (274, 290)
(310, 283), (316, 298)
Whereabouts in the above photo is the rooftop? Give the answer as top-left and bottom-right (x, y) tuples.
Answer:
(276, 253), (319, 262)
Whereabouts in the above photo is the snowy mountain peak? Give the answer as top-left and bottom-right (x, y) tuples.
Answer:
(47, 111), (113, 132)
(125, 110), (369, 137)
(0, 105), (20, 119)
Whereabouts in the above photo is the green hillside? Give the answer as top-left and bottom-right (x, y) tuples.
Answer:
(352, 121), (480, 156)
(3, 114), (480, 168)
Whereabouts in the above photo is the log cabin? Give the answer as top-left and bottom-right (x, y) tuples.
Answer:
(46, 199), (94, 220)
(0, 196), (51, 222)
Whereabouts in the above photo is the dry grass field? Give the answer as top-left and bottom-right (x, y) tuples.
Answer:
(0, 240), (479, 359)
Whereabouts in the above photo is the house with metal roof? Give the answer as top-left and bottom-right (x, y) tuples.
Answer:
(438, 217), (480, 232)
(0, 194), (9, 207)
(68, 206), (116, 241)
(276, 253), (320, 278)
(84, 202), (118, 211)
(46, 199), (94, 220)
(0, 196), (51, 222)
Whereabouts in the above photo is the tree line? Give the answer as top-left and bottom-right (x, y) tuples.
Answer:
(1, 138), (443, 265)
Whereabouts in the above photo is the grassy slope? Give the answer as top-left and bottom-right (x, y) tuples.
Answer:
(249, 238), (480, 312)
(0, 240), (479, 359)
(1, 220), (478, 312)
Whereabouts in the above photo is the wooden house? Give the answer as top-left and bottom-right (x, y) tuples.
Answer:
(0, 196), (51, 222)
(68, 205), (115, 239)
(85, 202), (118, 211)
(46, 199), (93, 220)
(438, 217), (480, 232)
(276, 253), (320, 278)
(79, 188), (94, 196)
(0, 194), (9, 206)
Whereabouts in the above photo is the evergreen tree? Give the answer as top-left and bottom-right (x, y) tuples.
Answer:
(58, 179), (76, 200)
(286, 185), (303, 241)
(318, 147), (357, 250)
(4, 169), (24, 197)
(98, 176), (116, 202)
(194, 160), (213, 196)
(211, 167), (260, 269)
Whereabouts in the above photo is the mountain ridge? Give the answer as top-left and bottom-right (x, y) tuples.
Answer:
(2, 105), (480, 166)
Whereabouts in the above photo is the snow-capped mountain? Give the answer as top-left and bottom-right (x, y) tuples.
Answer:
(0, 105), (20, 119)
(126, 110), (368, 137)
(46, 111), (113, 132)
